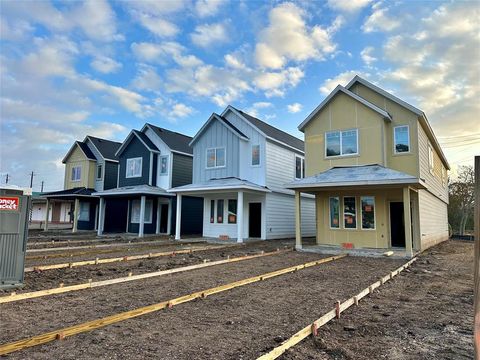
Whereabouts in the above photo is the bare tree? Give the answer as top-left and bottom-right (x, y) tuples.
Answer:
(449, 166), (475, 235)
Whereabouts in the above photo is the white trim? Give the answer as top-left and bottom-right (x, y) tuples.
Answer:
(325, 128), (359, 158)
(428, 143), (434, 175)
(96, 164), (103, 180)
(149, 152), (153, 185)
(190, 113), (249, 146)
(294, 154), (305, 180)
(71, 165), (82, 182)
(126, 157), (142, 178)
(206, 147), (226, 169)
(342, 196), (357, 230)
(393, 125), (410, 155)
(360, 196), (376, 230)
(288, 178), (424, 189)
(328, 196), (340, 230)
(115, 130), (159, 157)
(251, 144), (261, 167)
(131, 199), (153, 224)
(159, 155), (169, 176)
(169, 184), (271, 194)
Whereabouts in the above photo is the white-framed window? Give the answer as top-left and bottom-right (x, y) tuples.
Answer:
(442, 165), (447, 187)
(361, 196), (375, 230)
(159, 155), (169, 175)
(216, 199), (224, 223)
(71, 166), (81, 182)
(329, 197), (340, 229)
(428, 144), (434, 174)
(343, 196), (357, 229)
(78, 202), (90, 221)
(206, 147), (226, 168)
(96, 164), (103, 180)
(131, 199), (153, 224)
(394, 125), (410, 154)
(251, 145), (260, 166)
(295, 155), (305, 179)
(210, 200), (215, 223)
(228, 199), (237, 224)
(325, 129), (358, 157)
(126, 157), (142, 178)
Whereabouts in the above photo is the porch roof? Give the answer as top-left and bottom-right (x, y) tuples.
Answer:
(287, 164), (425, 191)
(41, 187), (97, 199)
(94, 185), (174, 197)
(168, 177), (271, 194)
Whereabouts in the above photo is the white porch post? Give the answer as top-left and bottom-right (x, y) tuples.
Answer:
(237, 191), (244, 243)
(72, 198), (80, 233)
(139, 195), (146, 238)
(295, 190), (302, 250)
(175, 194), (182, 240)
(167, 198), (172, 235)
(97, 197), (105, 236)
(403, 187), (413, 258)
(156, 199), (161, 234)
(44, 198), (50, 231)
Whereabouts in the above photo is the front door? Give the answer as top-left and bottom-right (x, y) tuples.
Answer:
(249, 202), (262, 238)
(390, 202), (405, 247)
(52, 203), (61, 222)
(160, 204), (169, 233)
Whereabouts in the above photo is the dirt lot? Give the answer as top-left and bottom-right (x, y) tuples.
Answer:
(0, 238), (472, 359)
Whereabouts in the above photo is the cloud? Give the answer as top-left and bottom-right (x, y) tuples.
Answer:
(131, 42), (203, 67)
(287, 102), (302, 113)
(191, 22), (229, 48)
(327, 0), (372, 13)
(362, 3), (401, 33)
(136, 13), (179, 37)
(168, 103), (195, 119)
(90, 56), (122, 74)
(245, 102), (273, 118)
(131, 64), (162, 93)
(360, 46), (377, 66)
(254, 67), (304, 97)
(255, 2), (341, 69)
(195, 0), (225, 17)
(319, 70), (365, 95)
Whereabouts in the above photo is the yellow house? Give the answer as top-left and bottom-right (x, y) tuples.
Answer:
(290, 76), (450, 257)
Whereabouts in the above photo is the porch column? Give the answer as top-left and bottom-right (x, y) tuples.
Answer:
(94, 204), (99, 231)
(167, 198), (172, 235)
(295, 190), (302, 250)
(139, 195), (146, 238)
(72, 198), (80, 233)
(175, 194), (182, 240)
(403, 187), (413, 258)
(44, 198), (50, 231)
(156, 200), (161, 234)
(237, 191), (244, 243)
(97, 197), (105, 236)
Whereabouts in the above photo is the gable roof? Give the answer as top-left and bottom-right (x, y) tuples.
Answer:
(226, 106), (305, 152)
(190, 113), (249, 146)
(62, 141), (96, 164)
(115, 129), (159, 157)
(143, 123), (194, 155)
(298, 85), (393, 132)
(85, 136), (122, 162)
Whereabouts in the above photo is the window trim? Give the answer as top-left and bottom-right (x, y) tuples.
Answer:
(251, 145), (261, 167)
(159, 155), (169, 176)
(325, 128), (359, 158)
(130, 199), (153, 224)
(295, 155), (305, 180)
(428, 143), (434, 175)
(393, 125), (411, 155)
(216, 199), (224, 223)
(206, 147), (226, 169)
(78, 202), (90, 222)
(126, 157), (143, 178)
(329, 196), (340, 230)
(342, 196), (357, 230)
(71, 166), (82, 182)
(228, 199), (237, 224)
(96, 164), (103, 180)
(360, 196), (376, 230)
(441, 165), (447, 187)
(210, 200), (215, 224)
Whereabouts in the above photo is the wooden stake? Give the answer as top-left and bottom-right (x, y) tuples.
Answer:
(335, 300), (341, 318)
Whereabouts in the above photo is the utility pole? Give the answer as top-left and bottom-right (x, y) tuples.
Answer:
(5, 174), (8, 184)
(29, 171), (34, 188)
(41, 181), (44, 193)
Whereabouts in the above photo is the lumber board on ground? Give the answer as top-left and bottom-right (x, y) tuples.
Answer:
(1, 249), (292, 304)
(0, 254), (346, 355)
(256, 257), (417, 360)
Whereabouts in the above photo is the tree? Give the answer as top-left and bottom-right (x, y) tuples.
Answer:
(448, 166), (475, 235)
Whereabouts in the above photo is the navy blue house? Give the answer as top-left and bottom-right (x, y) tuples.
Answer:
(95, 124), (203, 237)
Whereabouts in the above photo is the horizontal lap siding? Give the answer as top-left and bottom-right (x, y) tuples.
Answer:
(266, 141), (298, 192)
(418, 189), (448, 250)
(172, 154), (193, 188)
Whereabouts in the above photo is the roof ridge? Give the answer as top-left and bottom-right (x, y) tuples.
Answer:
(146, 123), (193, 139)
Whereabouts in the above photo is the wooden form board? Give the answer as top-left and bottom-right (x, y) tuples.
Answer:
(1, 249), (292, 304)
(24, 244), (242, 272)
(0, 254), (347, 355)
(256, 257), (418, 360)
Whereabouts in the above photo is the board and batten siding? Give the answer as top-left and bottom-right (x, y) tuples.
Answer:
(118, 136), (151, 187)
(172, 153), (193, 188)
(192, 119), (240, 183)
(418, 189), (448, 250)
(64, 145), (96, 190)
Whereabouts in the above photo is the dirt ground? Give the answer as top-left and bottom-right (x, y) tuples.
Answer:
(0, 239), (472, 359)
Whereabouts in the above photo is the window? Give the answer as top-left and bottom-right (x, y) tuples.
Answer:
(78, 202), (90, 221)
(251, 145), (260, 166)
(210, 200), (215, 223)
(159, 156), (168, 175)
(394, 126), (410, 153)
(428, 144), (434, 174)
(343, 197), (357, 229)
(96, 165), (103, 180)
(228, 199), (237, 224)
(295, 156), (305, 179)
(131, 199), (153, 224)
(126, 157), (142, 178)
(325, 129), (358, 157)
(71, 166), (81, 181)
(206, 147), (226, 168)
(329, 197), (340, 229)
(217, 199), (224, 223)
(361, 196), (375, 230)
(442, 166), (447, 187)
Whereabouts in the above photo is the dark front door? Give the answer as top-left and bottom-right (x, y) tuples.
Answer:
(160, 204), (169, 233)
(249, 202), (262, 238)
(390, 202), (405, 247)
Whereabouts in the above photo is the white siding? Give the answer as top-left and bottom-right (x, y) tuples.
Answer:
(265, 192), (316, 239)
(144, 128), (173, 190)
(418, 189), (448, 250)
(265, 141), (302, 193)
(85, 139), (103, 191)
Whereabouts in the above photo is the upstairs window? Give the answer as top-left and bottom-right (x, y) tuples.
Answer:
(251, 145), (260, 166)
(206, 147), (226, 168)
(126, 157), (142, 178)
(428, 144), (434, 174)
(96, 165), (103, 180)
(394, 125), (410, 153)
(159, 155), (169, 175)
(71, 166), (81, 182)
(295, 156), (305, 179)
(325, 129), (358, 157)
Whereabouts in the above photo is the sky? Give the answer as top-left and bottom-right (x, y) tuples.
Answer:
(0, 0), (479, 192)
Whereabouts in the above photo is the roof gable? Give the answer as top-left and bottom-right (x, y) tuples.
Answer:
(85, 136), (122, 162)
(115, 130), (159, 157)
(142, 123), (193, 155)
(62, 141), (96, 164)
(190, 113), (249, 146)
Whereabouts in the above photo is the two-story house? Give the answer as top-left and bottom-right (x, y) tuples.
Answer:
(169, 106), (316, 242)
(94, 124), (203, 237)
(289, 75), (450, 257)
(42, 136), (122, 232)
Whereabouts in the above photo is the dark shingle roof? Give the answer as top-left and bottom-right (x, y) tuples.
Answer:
(87, 136), (122, 161)
(217, 115), (248, 139)
(133, 130), (159, 151)
(42, 187), (96, 198)
(76, 141), (96, 160)
(146, 124), (193, 155)
(233, 107), (304, 152)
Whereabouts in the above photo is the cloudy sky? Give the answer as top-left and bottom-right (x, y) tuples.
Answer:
(0, 0), (479, 191)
